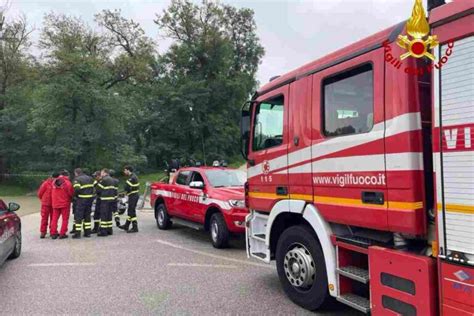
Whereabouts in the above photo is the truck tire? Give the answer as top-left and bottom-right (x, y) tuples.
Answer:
(156, 203), (172, 230)
(210, 213), (229, 249)
(8, 231), (21, 260)
(275, 225), (329, 311)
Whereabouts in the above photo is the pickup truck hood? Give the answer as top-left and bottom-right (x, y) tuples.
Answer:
(212, 187), (244, 200)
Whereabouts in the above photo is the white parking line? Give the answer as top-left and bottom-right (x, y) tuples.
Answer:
(167, 263), (238, 269)
(28, 263), (95, 267)
(155, 239), (273, 269)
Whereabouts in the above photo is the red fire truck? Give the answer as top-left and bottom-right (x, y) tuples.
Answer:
(241, 0), (473, 314)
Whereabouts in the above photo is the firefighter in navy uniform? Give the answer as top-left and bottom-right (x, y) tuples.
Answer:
(109, 170), (121, 227)
(72, 168), (95, 238)
(119, 165), (140, 233)
(96, 169), (117, 237)
(91, 171), (102, 234)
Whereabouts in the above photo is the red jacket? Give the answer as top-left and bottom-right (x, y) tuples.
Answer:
(38, 178), (53, 206)
(51, 176), (73, 209)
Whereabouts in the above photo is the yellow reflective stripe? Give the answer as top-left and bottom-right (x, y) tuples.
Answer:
(126, 180), (140, 187)
(248, 192), (423, 211)
(100, 197), (116, 201)
(101, 186), (118, 190)
(437, 203), (474, 215)
(97, 183), (105, 189)
(130, 217), (137, 221)
(94, 220), (100, 223)
(80, 184), (94, 189)
(127, 190), (139, 195)
(73, 183), (81, 188)
(93, 180), (98, 185)
(78, 194), (94, 198)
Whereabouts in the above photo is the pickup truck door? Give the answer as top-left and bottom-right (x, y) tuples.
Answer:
(170, 170), (191, 217)
(183, 171), (207, 223)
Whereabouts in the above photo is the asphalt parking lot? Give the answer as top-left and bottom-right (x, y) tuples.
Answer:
(0, 209), (359, 315)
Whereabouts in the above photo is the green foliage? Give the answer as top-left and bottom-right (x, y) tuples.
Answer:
(0, 1), (263, 181)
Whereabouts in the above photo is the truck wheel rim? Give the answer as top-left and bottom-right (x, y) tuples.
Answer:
(211, 221), (218, 241)
(283, 243), (316, 289)
(158, 210), (164, 225)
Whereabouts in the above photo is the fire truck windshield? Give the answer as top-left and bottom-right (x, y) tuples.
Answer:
(205, 170), (246, 188)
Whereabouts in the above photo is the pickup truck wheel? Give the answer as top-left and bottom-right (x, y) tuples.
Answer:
(210, 213), (229, 249)
(156, 204), (172, 230)
(276, 225), (329, 311)
(8, 231), (22, 260)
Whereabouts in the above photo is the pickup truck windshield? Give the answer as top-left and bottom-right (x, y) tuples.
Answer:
(205, 170), (246, 188)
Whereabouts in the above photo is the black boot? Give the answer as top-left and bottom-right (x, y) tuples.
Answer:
(84, 229), (91, 238)
(72, 231), (81, 239)
(107, 227), (113, 235)
(97, 228), (108, 237)
(115, 217), (121, 227)
(70, 221), (76, 234)
(127, 221), (138, 233)
(119, 220), (131, 231)
(91, 221), (99, 234)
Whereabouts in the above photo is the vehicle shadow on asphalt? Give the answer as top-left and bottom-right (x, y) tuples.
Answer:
(166, 224), (247, 250)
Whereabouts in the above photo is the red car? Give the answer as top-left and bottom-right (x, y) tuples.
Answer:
(0, 199), (21, 266)
(151, 167), (248, 248)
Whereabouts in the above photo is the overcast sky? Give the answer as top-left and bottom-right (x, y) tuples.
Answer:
(6, 0), (435, 86)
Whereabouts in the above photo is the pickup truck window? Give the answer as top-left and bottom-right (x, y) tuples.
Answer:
(190, 172), (205, 184)
(205, 170), (246, 188)
(176, 171), (191, 185)
(323, 63), (373, 137)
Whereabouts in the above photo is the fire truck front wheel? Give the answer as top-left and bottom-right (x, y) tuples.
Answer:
(276, 225), (329, 311)
(156, 203), (172, 230)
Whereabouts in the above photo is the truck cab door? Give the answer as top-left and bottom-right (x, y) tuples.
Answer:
(172, 170), (191, 217)
(247, 85), (289, 212)
(184, 171), (207, 222)
(311, 51), (388, 230)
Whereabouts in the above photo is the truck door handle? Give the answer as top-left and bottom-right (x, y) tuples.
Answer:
(276, 186), (288, 196)
(361, 191), (384, 205)
(294, 136), (299, 146)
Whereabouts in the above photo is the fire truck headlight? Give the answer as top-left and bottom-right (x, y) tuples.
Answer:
(229, 199), (245, 208)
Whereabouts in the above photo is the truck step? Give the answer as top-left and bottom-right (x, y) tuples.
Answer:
(171, 218), (203, 231)
(336, 235), (376, 249)
(337, 266), (369, 284)
(252, 233), (266, 241)
(251, 252), (267, 259)
(336, 294), (370, 314)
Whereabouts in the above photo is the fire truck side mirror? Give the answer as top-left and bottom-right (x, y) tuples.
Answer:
(240, 101), (252, 160)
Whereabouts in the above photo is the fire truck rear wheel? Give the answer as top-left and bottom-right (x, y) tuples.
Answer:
(276, 225), (329, 311)
(210, 213), (229, 249)
(156, 204), (172, 230)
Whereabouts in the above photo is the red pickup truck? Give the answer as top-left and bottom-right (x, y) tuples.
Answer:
(151, 167), (248, 248)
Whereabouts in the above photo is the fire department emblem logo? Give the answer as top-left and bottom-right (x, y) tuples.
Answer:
(262, 160), (271, 175)
(454, 270), (472, 282)
(397, 0), (438, 60)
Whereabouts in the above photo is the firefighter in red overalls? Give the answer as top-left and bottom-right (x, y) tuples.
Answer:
(37, 171), (59, 239)
(50, 170), (74, 239)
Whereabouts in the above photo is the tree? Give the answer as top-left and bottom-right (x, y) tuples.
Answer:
(151, 0), (264, 165)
